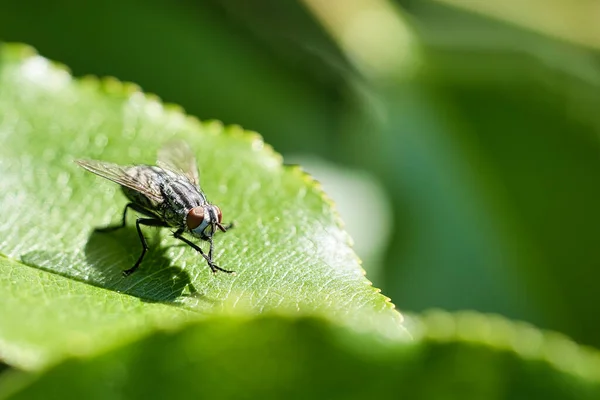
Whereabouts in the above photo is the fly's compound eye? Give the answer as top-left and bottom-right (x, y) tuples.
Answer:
(186, 206), (205, 230)
(214, 206), (223, 223)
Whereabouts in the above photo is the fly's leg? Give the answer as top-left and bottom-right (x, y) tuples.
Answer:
(216, 221), (234, 233)
(96, 203), (135, 233)
(173, 229), (235, 274)
(208, 237), (214, 262)
(123, 218), (168, 277)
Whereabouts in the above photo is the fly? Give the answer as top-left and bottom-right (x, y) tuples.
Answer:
(76, 141), (234, 277)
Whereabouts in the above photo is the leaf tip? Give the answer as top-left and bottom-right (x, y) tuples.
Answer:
(282, 162), (402, 321)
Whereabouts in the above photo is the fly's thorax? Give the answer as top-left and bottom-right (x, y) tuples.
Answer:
(186, 204), (222, 238)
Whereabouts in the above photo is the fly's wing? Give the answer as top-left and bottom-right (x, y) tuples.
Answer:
(156, 140), (200, 187)
(75, 159), (163, 203)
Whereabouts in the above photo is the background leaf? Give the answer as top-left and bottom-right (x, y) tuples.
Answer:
(0, 43), (404, 370)
(2, 312), (600, 400)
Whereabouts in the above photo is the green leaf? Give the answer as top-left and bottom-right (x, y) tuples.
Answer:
(0, 43), (404, 370)
(0, 256), (191, 370)
(1, 312), (599, 400)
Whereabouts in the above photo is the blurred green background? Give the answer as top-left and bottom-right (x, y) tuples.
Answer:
(1, 0), (599, 349)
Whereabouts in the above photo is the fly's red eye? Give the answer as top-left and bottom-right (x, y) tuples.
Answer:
(214, 206), (222, 223)
(186, 206), (205, 230)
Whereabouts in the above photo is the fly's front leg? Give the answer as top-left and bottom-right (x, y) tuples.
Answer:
(123, 218), (168, 277)
(216, 221), (234, 232)
(207, 236), (215, 262)
(173, 229), (234, 274)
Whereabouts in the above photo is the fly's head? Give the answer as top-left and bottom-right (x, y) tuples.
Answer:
(186, 204), (225, 240)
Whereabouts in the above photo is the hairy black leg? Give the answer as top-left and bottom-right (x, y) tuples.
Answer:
(95, 203), (138, 233)
(173, 229), (234, 274)
(208, 229), (215, 262)
(122, 218), (168, 277)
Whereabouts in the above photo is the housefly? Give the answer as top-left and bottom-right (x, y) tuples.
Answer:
(76, 141), (234, 277)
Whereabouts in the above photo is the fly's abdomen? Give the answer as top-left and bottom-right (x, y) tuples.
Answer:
(121, 186), (160, 213)
(120, 166), (164, 210)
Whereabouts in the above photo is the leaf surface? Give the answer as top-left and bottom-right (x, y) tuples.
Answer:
(0, 43), (403, 370)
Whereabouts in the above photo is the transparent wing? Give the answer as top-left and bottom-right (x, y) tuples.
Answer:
(75, 159), (163, 203)
(157, 140), (200, 186)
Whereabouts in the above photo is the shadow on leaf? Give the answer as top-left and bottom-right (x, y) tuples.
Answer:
(19, 227), (214, 304)
(84, 228), (197, 302)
